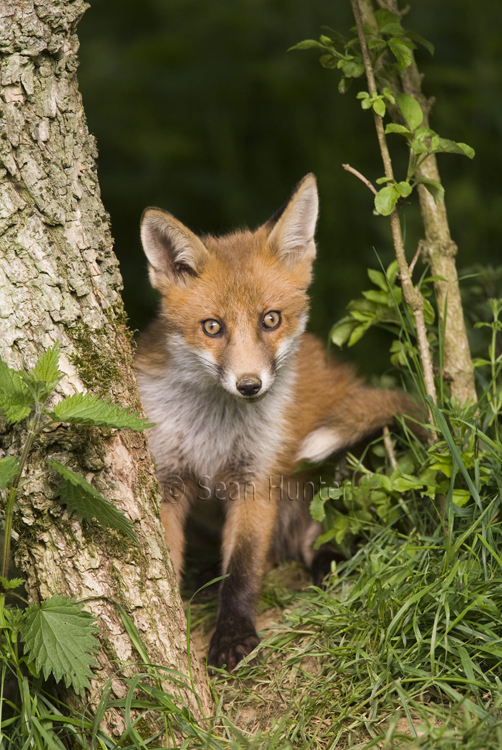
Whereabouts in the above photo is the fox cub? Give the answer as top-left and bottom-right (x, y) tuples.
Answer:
(136, 174), (421, 670)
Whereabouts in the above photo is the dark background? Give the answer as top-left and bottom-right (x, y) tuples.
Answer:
(77, 0), (502, 375)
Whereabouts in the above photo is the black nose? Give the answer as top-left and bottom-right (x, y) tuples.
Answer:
(236, 376), (262, 397)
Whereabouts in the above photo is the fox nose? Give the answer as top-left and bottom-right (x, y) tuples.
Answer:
(236, 375), (262, 397)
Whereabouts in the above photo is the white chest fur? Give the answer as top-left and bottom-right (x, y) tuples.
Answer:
(137, 363), (294, 482)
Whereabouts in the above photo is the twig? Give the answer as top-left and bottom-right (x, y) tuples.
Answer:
(342, 164), (377, 195)
(383, 426), (398, 472)
(408, 240), (424, 277)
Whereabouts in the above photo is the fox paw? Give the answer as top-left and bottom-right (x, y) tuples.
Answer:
(208, 624), (259, 671)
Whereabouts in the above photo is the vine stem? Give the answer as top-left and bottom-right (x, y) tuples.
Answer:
(350, 0), (437, 410)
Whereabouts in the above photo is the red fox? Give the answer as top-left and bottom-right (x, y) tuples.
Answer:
(135, 174), (422, 670)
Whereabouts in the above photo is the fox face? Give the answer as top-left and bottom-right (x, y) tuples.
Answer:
(140, 174), (318, 401)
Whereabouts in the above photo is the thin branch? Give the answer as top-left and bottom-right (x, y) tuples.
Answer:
(409, 240), (424, 277)
(342, 164), (377, 195)
(383, 426), (398, 471)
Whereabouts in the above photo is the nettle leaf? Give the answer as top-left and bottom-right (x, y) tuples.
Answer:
(0, 359), (34, 424)
(430, 136), (475, 159)
(389, 38), (415, 70)
(50, 392), (153, 430)
(375, 185), (399, 216)
(50, 460), (139, 543)
(0, 455), (20, 489)
(0, 575), (25, 591)
(415, 176), (445, 205)
(21, 595), (99, 695)
(396, 93), (423, 131)
(32, 344), (63, 395)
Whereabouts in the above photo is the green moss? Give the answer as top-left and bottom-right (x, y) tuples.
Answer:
(68, 301), (134, 397)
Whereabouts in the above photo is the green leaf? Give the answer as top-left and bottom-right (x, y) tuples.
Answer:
(0, 576), (25, 591)
(430, 136), (475, 159)
(50, 392), (153, 430)
(341, 60), (364, 78)
(410, 139), (428, 155)
(0, 455), (19, 489)
(288, 40), (325, 51)
(362, 289), (392, 306)
(452, 489), (471, 508)
(385, 123), (412, 137)
(310, 492), (327, 523)
(367, 268), (388, 292)
(348, 322), (371, 346)
(15, 344), (64, 404)
(392, 474), (424, 492)
(396, 181), (412, 198)
(374, 185), (399, 216)
(396, 93), (423, 131)
(372, 98), (386, 117)
(338, 77), (350, 94)
(374, 9), (404, 36)
(356, 91), (369, 99)
(0, 359), (34, 424)
(382, 87), (395, 105)
(361, 97), (373, 110)
(32, 344), (63, 394)
(415, 176), (445, 204)
(389, 38), (414, 70)
(319, 54), (338, 70)
(50, 460), (139, 543)
(21, 595), (99, 695)
(423, 298), (436, 325)
(405, 31), (434, 56)
(330, 318), (358, 348)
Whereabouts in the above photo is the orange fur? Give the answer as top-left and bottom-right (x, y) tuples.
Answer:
(135, 174), (423, 669)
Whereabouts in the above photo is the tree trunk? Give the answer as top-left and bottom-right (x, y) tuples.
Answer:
(0, 0), (211, 735)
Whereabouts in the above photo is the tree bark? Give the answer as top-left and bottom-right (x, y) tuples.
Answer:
(0, 0), (211, 735)
(360, 0), (477, 405)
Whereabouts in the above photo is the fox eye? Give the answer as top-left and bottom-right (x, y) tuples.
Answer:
(202, 319), (222, 337)
(262, 311), (281, 330)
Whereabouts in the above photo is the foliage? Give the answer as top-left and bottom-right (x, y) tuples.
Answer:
(0, 343), (153, 740)
(293, 10), (474, 219)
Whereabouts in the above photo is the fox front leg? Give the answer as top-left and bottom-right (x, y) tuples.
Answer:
(208, 487), (277, 670)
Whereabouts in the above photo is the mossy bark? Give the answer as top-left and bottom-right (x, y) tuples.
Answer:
(359, 0), (477, 405)
(0, 0), (211, 734)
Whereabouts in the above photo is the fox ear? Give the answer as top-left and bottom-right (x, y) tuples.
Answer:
(267, 174), (318, 269)
(140, 208), (209, 289)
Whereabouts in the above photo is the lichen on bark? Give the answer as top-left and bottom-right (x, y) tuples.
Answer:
(0, 0), (211, 733)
